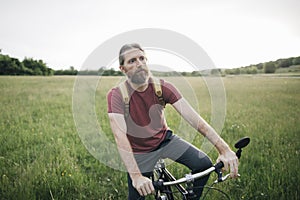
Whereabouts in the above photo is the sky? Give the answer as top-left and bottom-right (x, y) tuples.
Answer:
(0, 0), (299, 71)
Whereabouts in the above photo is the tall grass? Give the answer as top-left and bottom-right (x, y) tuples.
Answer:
(0, 76), (299, 199)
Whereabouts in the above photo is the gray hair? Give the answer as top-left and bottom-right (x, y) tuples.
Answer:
(119, 43), (144, 65)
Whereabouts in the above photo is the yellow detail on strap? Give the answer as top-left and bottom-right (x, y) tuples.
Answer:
(151, 77), (165, 107)
(152, 77), (162, 97)
(118, 81), (129, 104)
(118, 81), (130, 117)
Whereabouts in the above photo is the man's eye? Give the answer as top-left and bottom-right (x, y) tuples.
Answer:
(128, 58), (136, 64)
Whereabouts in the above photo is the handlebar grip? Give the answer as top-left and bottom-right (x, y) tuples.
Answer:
(153, 179), (163, 189)
(215, 147), (244, 170)
(214, 161), (224, 170)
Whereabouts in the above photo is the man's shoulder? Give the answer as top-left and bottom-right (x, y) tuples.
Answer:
(150, 77), (168, 86)
(107, 87), (119, 96)
(159, 78), (176, 89)
(107, 86), (122, 103)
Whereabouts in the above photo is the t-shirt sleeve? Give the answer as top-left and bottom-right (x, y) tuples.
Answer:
(161, 80), (182, 104)
(107, 87), (124, 114)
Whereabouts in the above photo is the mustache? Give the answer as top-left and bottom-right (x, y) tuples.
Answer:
(135, 67), (148, 74)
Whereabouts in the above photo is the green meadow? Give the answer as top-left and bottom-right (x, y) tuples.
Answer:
(0, 76), (299, 199)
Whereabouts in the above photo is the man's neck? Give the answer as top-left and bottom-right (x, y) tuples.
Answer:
(128, 78), (150, 92)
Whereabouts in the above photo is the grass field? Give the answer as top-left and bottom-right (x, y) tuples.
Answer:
(0, 75), (299, 199)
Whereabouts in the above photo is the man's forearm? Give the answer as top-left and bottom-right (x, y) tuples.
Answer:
(108, 113), (142, 179)
(172, 98), (238, 177)
(172, 98), (230, 154)
(197, 119), (230, 154)
(114, 132), (142, 178)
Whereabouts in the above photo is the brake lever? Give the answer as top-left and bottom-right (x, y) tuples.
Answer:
(214, 173), (240, 183)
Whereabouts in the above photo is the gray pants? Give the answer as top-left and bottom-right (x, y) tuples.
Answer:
(128, 131), (213, 200)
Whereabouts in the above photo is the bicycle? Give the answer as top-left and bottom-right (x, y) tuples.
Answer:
(152, 137), (250, 200)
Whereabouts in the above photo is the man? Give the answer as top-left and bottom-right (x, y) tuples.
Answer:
(107, 43), (238, 199)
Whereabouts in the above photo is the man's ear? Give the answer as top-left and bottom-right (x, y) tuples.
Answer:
(119, 65), (126, 73)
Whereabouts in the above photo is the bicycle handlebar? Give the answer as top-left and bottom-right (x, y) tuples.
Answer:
(153, 137), (250, 188)
(214, 161), (224, 170)
(153, 162), (221, 188)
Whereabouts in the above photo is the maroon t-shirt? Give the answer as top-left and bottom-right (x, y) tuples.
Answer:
(107, 79), (182, 153)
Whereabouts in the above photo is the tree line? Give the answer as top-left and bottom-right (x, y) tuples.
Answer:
(0, 51), (299, 76)
(0, 54), (54, 75)
(0, 52), (122, 76)
(224, 56), (300, 75)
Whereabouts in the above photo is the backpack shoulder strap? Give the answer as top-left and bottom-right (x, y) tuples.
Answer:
(118, 78), (165, 118)
(118, 81), (130, 118)
(151, 77), (165, 107)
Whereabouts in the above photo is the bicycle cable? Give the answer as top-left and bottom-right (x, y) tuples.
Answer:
(153, 185), (230, 200)
(201, 183), (231, 200)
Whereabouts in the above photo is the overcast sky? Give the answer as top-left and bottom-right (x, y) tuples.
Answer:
(0, 0), (299, 70)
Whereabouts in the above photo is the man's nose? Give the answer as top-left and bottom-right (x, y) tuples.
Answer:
(136, 59), (143, 67)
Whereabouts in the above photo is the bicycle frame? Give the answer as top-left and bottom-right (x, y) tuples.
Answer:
(152, 159), (190, 200)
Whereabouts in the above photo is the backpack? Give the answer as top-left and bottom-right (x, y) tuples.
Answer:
(118, 77), (166, 118)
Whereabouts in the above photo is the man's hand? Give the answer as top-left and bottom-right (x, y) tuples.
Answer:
(132, 175), (155, 196)
(217, 149), (239, 178)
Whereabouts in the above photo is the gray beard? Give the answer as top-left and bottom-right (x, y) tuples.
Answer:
(129, 69), (149, 84)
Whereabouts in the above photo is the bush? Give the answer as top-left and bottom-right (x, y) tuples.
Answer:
(264, 62), (276, 73)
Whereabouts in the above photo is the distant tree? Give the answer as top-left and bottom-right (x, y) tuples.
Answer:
(239, 67), (247, 74)
(68, 66), (78, 75)
(0, 54), (26, 75)
(242, 66), (258, 74)
(276, 58), (293, 68)
(98, 67), (106, 75)
(210, 69), (221, 75)
(256, 63), (264, 70)
(224, 68), (240, 75)
(102, 68), (116, 76)
(191, 71), (201, 76)
(47, 67), (54, 75)
(22, 57), (50, 75)
(224, 69), (232, 75)
(248, 66), (258, 74)
(54, 66), (76, 75)
(233, 68), (240, 75)
(292, 56), (300, 65)
(264, 61), (276, 73)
